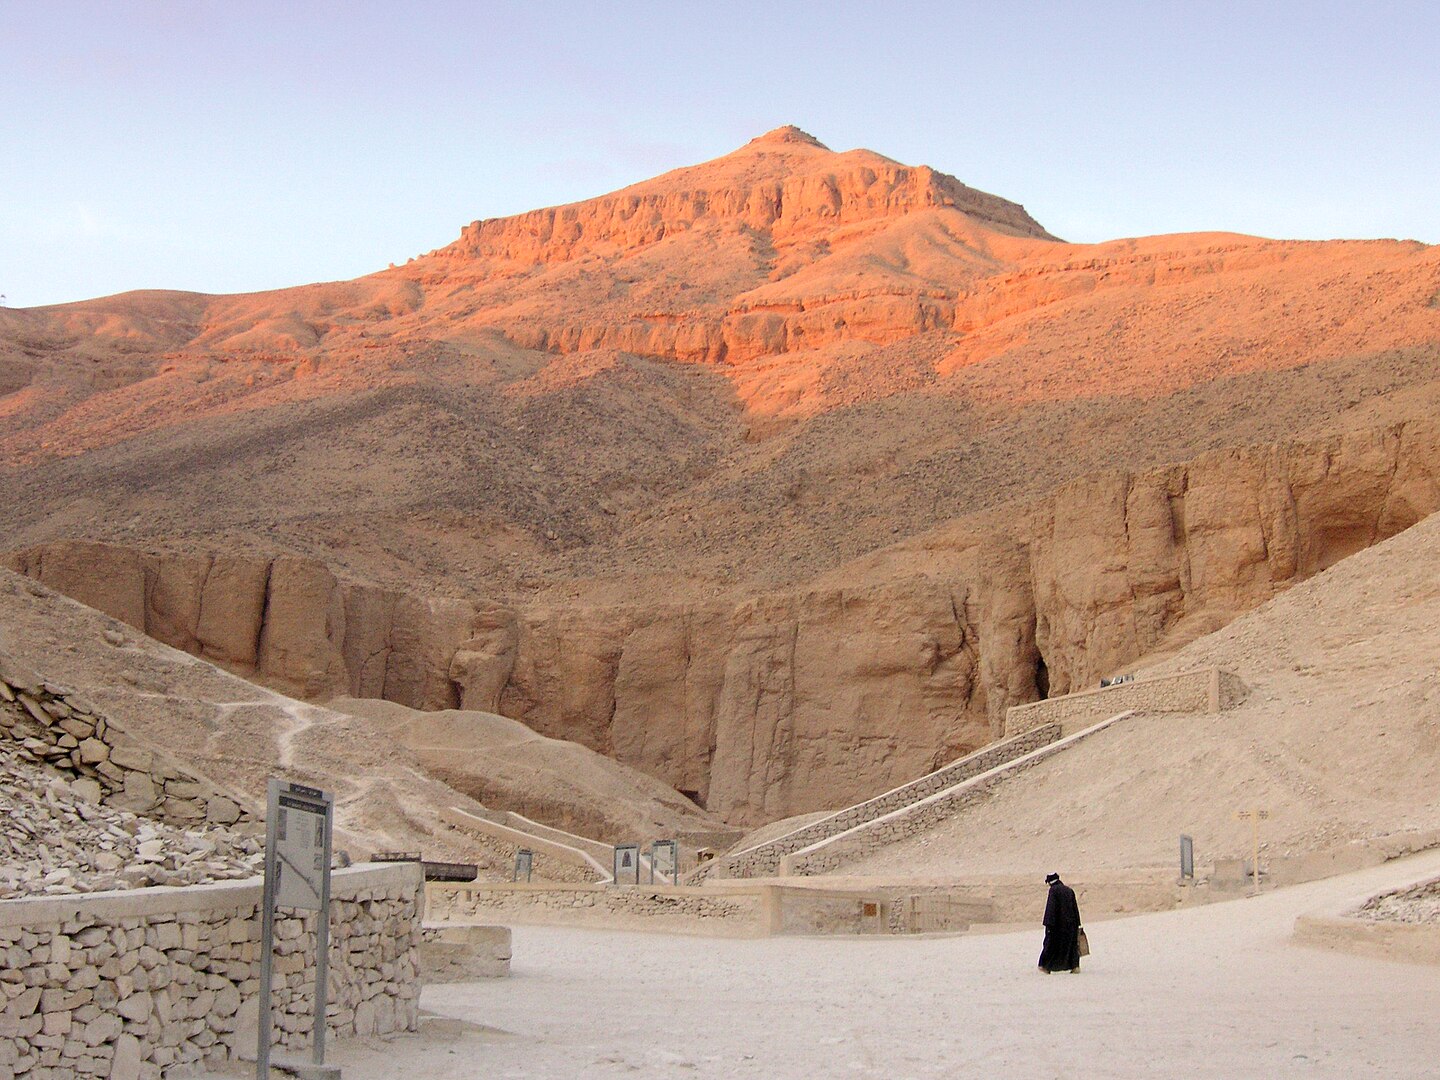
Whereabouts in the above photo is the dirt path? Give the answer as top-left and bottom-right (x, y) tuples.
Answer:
(217, 851), (1440, 1079)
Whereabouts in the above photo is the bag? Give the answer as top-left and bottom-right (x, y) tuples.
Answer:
(1077, 928), (1090, 957)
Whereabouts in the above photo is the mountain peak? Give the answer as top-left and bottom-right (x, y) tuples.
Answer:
(746, 125), (828, 150)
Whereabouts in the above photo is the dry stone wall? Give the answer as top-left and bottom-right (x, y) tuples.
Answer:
(1004, 667), (1246, 736)
(439, 808), (605, 884)
(428, 882), (762, 937)
(0, 658), (248, 830)
(0, 862), (421, 1078)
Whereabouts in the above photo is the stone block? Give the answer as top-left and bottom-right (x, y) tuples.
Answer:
(107, 745), (154, 772)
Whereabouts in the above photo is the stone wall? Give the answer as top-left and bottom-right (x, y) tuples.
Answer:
(782, 711), (1135, 875)
(426, 881), (972, 938)
(419, 924), (511, 981)
(427, 882), (764, 938)
(0, 658), (248, 829)
(0, 862), (422, 1078)
(1004, 667), (1245, 737)
(709, 723), (1062, 880)
(439, 808), (605, 884)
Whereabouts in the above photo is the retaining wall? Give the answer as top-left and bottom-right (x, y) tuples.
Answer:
(426, 881), (972, 938)
(428, 881), (764, 937)
(0, 862), (422, 1078)
(1004, 666), (1245, 737)
(0, 657), (249, 829)
(783, 711), (1136, 876)
(707, 723), (1063, 881)
(439, 807), (606, 883)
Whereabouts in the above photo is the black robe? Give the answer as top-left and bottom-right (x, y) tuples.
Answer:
(1038, 880), (1082, 972)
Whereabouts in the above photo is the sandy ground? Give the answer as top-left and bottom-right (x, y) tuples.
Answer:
(204, 852), (1440, 1079)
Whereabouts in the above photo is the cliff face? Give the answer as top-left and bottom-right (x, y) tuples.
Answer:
(13, 420), (1436, 825)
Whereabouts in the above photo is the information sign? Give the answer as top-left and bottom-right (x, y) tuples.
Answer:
(1179, 834), (1194, 880)
(258, 779), (334, 1079)
(613, 843), (640, 885)
(274, 790), (330, 910)
(649, 839), (678, 885)
(514, 848), (533, 882)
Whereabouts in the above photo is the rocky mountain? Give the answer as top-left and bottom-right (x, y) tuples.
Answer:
(3, 127), (1438, 826)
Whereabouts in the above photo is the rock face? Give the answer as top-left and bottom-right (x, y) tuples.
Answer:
(3, 126), (1439, 829)
(11, 419), (1437, 825)
(445, 126), (1055, 267)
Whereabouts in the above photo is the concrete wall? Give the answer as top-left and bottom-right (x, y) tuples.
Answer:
(1003, 666), (1245, 737)
(0, 657), (248, 829)
(0, 862), (422, 1078)
(782, 712), (1135, 876)
(709, 723), (1062, 881)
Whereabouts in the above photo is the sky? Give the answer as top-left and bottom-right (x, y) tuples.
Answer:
(2, 0), (1438, 308)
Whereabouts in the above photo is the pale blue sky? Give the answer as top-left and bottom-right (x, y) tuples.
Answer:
(3, 0), (1437, 307)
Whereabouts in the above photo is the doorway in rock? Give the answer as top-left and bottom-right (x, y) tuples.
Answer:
(1034, 654), (1050, 700)
(679, 789), (706, 809)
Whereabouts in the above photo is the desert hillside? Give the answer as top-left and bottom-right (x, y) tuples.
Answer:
(3, 127), (1438, 825)
(0, 570), (730, 867)
(838, 508), (1440, 879)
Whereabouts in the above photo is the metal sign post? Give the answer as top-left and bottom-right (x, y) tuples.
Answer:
(258, 779), (334, 1079)
(649, 840), (679, 885)
(1233, 808), (1269, 895)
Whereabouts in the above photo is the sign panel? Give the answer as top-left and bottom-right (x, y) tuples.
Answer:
(514, 848), (533, 882)
(259, 779), (334, 1079)
(613, 843), (640, 885)
(1179, 834), (1194, 879)
(274, 791), (331, 911)
(650, 839), (678, 885)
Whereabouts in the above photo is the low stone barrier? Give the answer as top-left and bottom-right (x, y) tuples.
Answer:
(440, 807), (606, 883)
(1294, 873), (1440, 967)
(783, 711), (1136, 876)
(1004, 666), (1245, 737)
(0, 657), (249, 829)
(426, 881), (979, 938)
(420, 924), (511, 980)
(705, 723), (1063, 881)
(0, 862), (422, 1077)
(428, 881), (765, 937)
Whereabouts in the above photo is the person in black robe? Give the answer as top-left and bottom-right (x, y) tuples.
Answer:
(1038, 871), (1083, 973)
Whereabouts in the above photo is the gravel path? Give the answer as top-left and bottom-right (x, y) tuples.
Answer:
(219, 851), (1440, 1080)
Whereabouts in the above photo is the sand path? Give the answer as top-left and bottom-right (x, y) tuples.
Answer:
(228, 851), (1440, 1079)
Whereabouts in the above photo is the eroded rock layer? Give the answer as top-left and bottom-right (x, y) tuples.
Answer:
(11, 419), (1435, 824)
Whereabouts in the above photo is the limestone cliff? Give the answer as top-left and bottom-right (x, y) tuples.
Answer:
(11, 419), (1436, 825)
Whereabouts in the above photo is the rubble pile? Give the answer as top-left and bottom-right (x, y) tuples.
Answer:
(0, 744), (261, 899)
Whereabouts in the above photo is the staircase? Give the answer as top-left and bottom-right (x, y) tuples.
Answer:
(779, 710), (1136, 876)
(697, 721), (1064, 881)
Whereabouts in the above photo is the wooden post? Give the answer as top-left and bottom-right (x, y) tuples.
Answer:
(1233, 808), (1270, 894)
